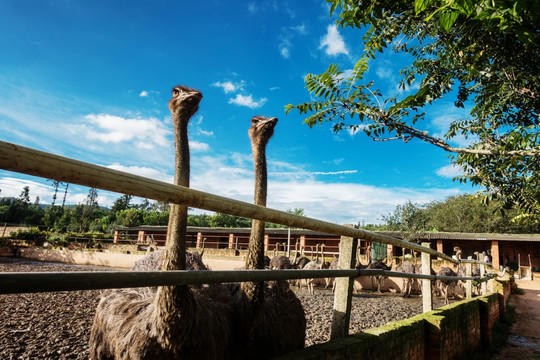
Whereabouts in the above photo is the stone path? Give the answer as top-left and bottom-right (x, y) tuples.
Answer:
(493, 277), (540, 359)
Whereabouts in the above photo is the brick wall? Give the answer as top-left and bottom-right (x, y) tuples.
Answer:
(479, 293), (500, 346)
(424, 299), (482, 360)
(277, 291), (505, 360)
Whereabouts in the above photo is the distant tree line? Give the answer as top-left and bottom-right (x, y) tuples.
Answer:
(1, 185), (537, 235)
(362, 194), (539, 238)
(0, 186), (306, 234)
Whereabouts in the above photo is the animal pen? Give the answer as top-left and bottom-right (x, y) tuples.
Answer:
(0, 140), (496, 357)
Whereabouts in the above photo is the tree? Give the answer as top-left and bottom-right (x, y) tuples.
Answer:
(424, 194), (539, 233)
(47, 179), (61, 206)
(111, 194), (133, 214)
(79, 188), (99, 232)
(286, 0), (539, 217)
(382, 200), (427, 244)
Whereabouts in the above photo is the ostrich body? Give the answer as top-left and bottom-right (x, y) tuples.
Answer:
(367, 259), (391, 293)
(395, 260), (415, 297)
(89, 86), (235, 360)
(235, 116), (306, 358)
(436, 267), (458, 305)
(132, 249), (207, 272)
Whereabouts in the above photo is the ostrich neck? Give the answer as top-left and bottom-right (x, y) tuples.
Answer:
(242, 143), (267, 305)
(156, 111), (192, 347)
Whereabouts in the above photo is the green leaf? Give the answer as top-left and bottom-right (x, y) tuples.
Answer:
(415, 0), (433, 15)
(439, 10), (459, 32)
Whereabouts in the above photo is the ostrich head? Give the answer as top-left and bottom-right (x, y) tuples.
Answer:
(248, 116), (278, 149)
(168, 85), (203, 121)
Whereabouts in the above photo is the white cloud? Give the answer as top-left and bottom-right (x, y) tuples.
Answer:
(272, 170), (357, 177)
(247, 2), (257, 14)
(291, 24), (306, 35)
(189, 141), (210, 152)
(279, 39), (291, 58)
(320, 25), (348, 56)
(228, 94), (267, 109)
(71, 114), (170, 149)
(212, 80), (245, 94)
(105, 164), (173, 183)
(139, 91), (149, 97)
(436, 164), (463, 178)
(376, 67), (394, 80)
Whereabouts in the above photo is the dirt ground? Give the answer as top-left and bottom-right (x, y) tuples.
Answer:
(493, 276), (540, 359)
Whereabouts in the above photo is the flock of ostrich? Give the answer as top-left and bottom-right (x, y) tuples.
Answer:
(87, 85), (481, 359)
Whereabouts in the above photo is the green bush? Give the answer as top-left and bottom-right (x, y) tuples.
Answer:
(9, 227), (47, 241)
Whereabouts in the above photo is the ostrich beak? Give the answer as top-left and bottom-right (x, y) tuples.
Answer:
(257, 117), (278, 129)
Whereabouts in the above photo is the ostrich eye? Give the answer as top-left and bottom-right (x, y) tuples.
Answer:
(251, 119), (258, 124)
(173, 89), (180, 96)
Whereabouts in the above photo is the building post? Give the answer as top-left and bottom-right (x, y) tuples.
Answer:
(491, 240), (500, 270)
(421, 242), (433, 313)
(228, 233), (234, 249)
(137, 230), (145, 243)
(330, 234), (358, 340)
(480, 263), (487, 295)
(113, 230), (119, 244)
(264, 234), (269, 253)
(196, 232), (202, 248)
(436, 239), (443, 254)
(465, 256), (473, 299)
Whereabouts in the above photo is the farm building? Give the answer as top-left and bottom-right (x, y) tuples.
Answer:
(114, 226), (540, 271)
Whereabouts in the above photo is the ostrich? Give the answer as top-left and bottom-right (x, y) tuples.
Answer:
(302, 244), (322, 295)
(326, 255), (339, 290)
(367, 258), (391, 293)
(414, 263), (438, 296)
(436, 267), (459, 305)
(394, 260), (415, 297)
(270, 242), (292, 270)
(457, 263), (481, 295)
(233, 116), (306, 358)
(292, 244), (311, 269)
(89, 86), (235, 360)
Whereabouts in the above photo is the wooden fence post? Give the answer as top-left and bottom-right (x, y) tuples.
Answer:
(465, 257), (473, 299)
(330, 235), (358, 340)
(421, 242), (433, 313)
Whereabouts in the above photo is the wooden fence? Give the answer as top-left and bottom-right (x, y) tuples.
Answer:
(0, 140), (495, 340)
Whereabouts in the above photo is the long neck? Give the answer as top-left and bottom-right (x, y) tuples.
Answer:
(156, 109), (192, 347)
(242, 141), (267, 306)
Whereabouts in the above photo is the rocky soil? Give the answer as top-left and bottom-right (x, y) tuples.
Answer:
(1, 257), (429, 359)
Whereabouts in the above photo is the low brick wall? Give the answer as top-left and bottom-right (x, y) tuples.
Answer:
(18, 247), (145, 269)
(277, 292), (505, 360)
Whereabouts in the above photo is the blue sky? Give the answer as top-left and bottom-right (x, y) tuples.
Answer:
(0, 0), (475, 225)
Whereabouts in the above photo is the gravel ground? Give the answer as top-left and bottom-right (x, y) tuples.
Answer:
(1, 257), (429, 359)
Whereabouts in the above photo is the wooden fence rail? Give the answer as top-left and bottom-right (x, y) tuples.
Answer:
(0, 268), (490, 295)
(0, 140), (456, 263)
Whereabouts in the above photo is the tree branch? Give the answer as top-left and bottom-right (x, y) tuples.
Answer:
(372, 114), (540, 157)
